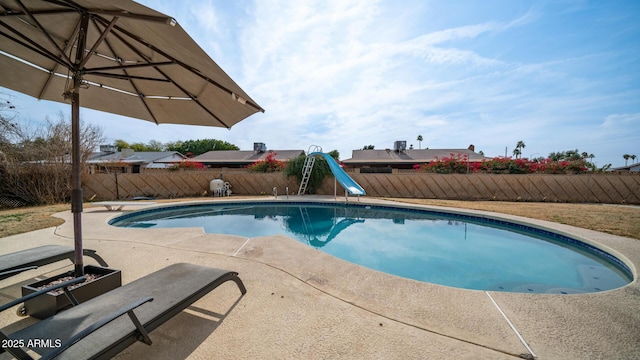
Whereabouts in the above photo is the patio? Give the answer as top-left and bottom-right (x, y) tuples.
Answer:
(1, 197), (638, 359)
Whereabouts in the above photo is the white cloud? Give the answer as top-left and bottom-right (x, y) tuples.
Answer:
(229, 1), (523, 156)
(415, 22), (500, 45)
(601, 113), (640, 128)
(191, 2), (220, 35)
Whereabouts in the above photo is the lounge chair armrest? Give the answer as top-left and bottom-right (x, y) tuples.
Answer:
(82, 249), (109, 267)
(0, 277), (86, 313)
(40, 297), (154, 360)
(0, 266), (39, 279)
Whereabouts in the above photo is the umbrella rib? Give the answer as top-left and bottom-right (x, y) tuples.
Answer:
(43, 0), (83, 12)
(86, 61), (175, 72)
(0, 2), (84, 99)
(78, 15), (118, 70)
(31, 0), (173, 24)
(0, 27), (68, 68)
(100, 17), (264, 113)
(154, 66), (230, 128)
(88, 16), (160, 125)
(13, 0), (73, 66)
(86, 71), (171, 82)
(99, 24), (231, 128)
(88, 9), (175, 25)
(90, 17), (221, 125)
(38, 19), (80, 99)
(0, 7), (77, 17)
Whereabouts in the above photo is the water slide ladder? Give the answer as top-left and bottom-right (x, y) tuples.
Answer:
(298, 145), (322, 195)
(298, 206), (313, 243)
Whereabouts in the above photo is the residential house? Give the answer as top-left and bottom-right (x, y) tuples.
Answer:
(342, 141), (490, 172)
(190, 142), (305, 168)
(610, 163), (640, 173)
(87, 145), (186, 173)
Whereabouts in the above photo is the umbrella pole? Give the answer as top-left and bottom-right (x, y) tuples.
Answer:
(71, 90), (84, 277)
(71, 13), (89, 278)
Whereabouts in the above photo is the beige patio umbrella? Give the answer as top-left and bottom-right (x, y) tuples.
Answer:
(0, 0), (264, 276)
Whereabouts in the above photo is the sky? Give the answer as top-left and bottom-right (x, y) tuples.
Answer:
(2, 0), (639, 167)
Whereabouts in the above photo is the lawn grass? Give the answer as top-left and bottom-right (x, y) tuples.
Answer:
(0, 204), (68, 238)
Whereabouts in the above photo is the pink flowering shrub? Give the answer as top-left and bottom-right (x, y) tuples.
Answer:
(169, 160), (205, 171)
(415, 154), (589, 174)
(415, 153), (470, 174)
(246, 152), (287, 172)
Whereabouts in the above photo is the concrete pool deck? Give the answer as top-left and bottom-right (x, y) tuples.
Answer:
(0, 196), (638, 359)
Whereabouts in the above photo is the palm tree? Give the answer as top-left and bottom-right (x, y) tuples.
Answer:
(623, 154), (630, 166)
(631, 154), (637, 164)
(417, 135), (423, 149)
(513, 141), (525, 159)
(512, 148), (521, 159)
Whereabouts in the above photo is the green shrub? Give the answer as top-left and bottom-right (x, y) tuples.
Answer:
(284, 154), (332, 193)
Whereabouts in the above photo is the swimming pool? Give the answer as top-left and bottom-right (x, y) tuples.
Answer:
(110, 201), (633, 294)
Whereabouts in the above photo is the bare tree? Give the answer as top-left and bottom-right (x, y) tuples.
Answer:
(0, 108), (104, 207)
(1, 96), (21, 145)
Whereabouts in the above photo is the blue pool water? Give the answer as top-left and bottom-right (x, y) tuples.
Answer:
(110, 202), (633, 294)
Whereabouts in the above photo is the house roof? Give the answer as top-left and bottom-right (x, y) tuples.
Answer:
(610, 163), (640, 171)
(190, 150), (305, 164)
(87, 151), (186, 164)
(342, 148), (490, 164)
